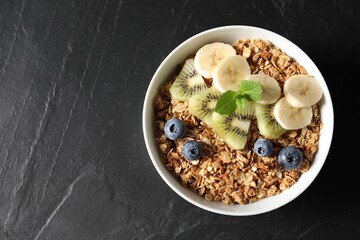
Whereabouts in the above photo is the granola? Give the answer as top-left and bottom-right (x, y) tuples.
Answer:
(153, 39), (322, 205)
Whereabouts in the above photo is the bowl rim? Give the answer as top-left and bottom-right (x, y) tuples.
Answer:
(142, 25), (334, 216)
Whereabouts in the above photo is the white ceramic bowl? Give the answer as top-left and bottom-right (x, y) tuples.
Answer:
(142, 25), (334, 216)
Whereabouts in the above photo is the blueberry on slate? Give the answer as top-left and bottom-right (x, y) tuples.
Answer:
(164, 118), (186, 140)
(278, 146), (303, 170)
(182, 140), (203, 161)
(254, 138), (273, 157)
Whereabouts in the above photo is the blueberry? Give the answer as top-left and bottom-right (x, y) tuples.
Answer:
(164, 118), (186, 140)
(182, 140), (203, 161)
(254, 138), (273, 157)
(278, 146), (303, 170)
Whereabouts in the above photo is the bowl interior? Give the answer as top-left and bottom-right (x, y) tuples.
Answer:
(142, 25), (334, 216)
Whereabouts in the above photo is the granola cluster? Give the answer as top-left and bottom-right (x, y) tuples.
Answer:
(153, 39), (322, 205)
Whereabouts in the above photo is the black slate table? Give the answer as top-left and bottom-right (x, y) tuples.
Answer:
(0, 0), (358, 239)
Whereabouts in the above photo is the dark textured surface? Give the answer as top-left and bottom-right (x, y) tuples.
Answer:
(0, 0), (358, 239)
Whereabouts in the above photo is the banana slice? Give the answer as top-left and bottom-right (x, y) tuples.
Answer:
(212, 55), (251, 93)
(273, 97), (313, 130)
(284, 75), (323, 108)
(246, 73), (281, 104)
(194, 42), (236, 79)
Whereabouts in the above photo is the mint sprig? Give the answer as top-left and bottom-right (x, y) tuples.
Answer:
(214, 80), (262, 115)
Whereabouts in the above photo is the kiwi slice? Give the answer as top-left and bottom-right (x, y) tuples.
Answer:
(169, 58), (208, 101)
(254, 103), (287, 139)
(211, 103), (255, 150)
(188, 86), (222, 127)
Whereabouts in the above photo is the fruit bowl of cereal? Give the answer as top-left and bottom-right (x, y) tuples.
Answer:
(142, 25), (334, 216)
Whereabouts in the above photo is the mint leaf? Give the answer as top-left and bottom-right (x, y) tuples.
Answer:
(235, 96), (248, 109)
(238, 80), (262, 101)
(214, 79), (263, 115)
(214, 90), (238, 115)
